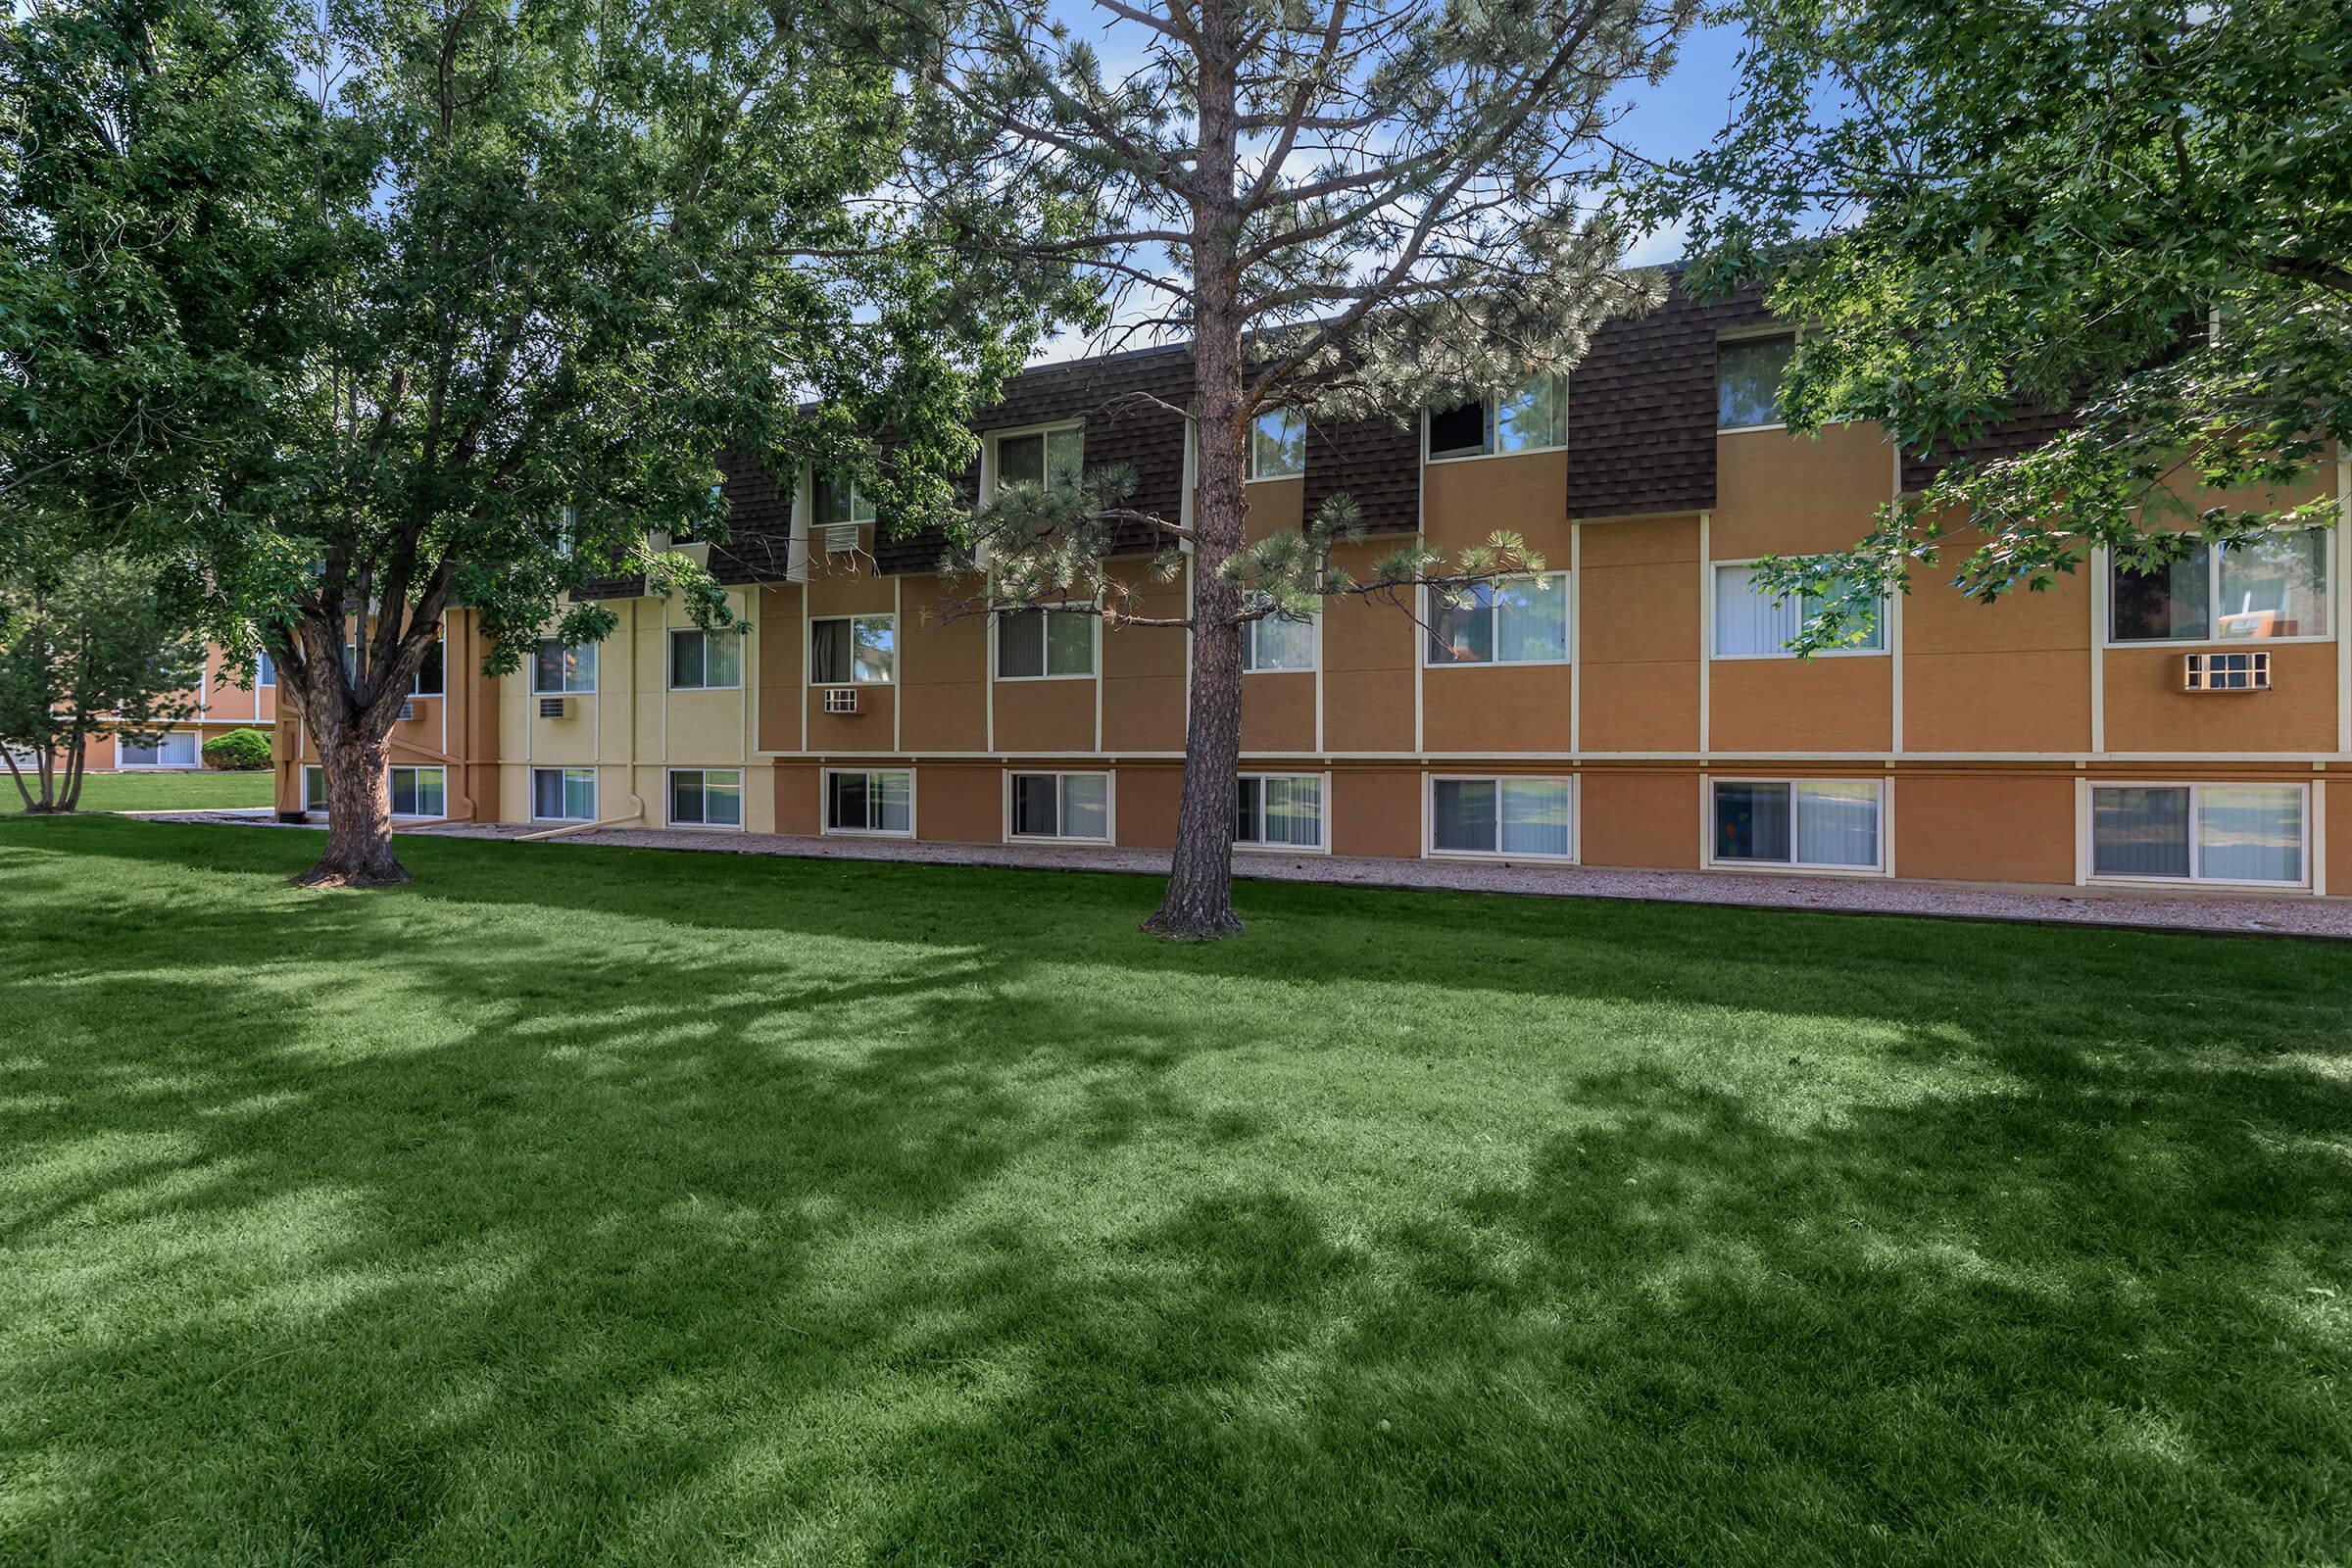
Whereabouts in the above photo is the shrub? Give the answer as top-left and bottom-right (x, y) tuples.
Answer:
(202, 728), (273, 771)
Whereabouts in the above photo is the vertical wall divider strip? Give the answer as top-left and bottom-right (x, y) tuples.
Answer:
(2336, 449), (2350, 756)
(2073, 776), (2089, 886)
(1569, 522), (1582, 759)
(2314, 778), (2328, 897)
(2089, 546), (2107, 755)
(894, 576), (905, 755)
(1696, 511), (1711, 756)
(658, 596), (667, 781)
(1412, 531), (1425, 755)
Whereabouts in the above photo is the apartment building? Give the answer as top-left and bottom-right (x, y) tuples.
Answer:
(276, 283), (2352, 895)
(76, 643), (280, 771)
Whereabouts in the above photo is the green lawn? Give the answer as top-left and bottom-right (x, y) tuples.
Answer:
(2, 815), (2346, 1566)
(32, 768), (277, 813)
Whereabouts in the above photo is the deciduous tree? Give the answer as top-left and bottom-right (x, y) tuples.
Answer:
(1630, 0), (2351, 649)
(2, 0), (1077, 883)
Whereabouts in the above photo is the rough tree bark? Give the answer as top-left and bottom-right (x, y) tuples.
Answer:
(1142, 13), (1249, 941)
(288, 619), (418, 888)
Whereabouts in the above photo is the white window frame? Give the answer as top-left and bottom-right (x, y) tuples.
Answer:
(1704, 776), (1889, 876)
(1423, 774), (1577, 862)
(1242, 604), (1319, 673)
(1245, 406), (1306, 482)
(992, 607), (1099, 681)
(668, 627), (745, 691)
(1419, 574), (1571, 668)
(820, 767), (916, 839)
(664, 767), (746, 832)
(1716, 328), (1798, 434)
(389, 765), (446, 819)
(1004, 769), (1115, 844)
(1236, 771), (1331, 855)
(2097, 532), (2336, 650)
(986, 420), (1086, 499)
(1709, 559), (1889, 660)
(2082, 779), (2311, 890)
(528, 765), (598, 823)
(117, 731), (201, 768)
(807, 613), (897, 686)
(256, 648), (276, 688)
(531, 638), (598, 696)
(1421, 372), (1570, 465)
(810, 471), (878, 527)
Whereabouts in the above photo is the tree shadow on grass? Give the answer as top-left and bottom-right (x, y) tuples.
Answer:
(1, 815), (2348, 1563)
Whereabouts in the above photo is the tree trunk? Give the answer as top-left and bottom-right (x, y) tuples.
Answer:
(1144, 21), (1248, 942)
(57, 730), (86, 811)
(290, 628), (411, 888)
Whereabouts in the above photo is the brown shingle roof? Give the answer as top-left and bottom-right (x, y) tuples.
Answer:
(1564, 279), (1776, 519)
(1898, 404), (2073, 493)
(1299, 412), (1421, 535)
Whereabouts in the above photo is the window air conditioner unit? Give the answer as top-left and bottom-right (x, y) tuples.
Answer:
(539, 696), (570, 718)
(2182, 651), (2270, 692)
(822, 687), (859, 714)
(398, 699), (416, 722)
(821, 522), (860, 555)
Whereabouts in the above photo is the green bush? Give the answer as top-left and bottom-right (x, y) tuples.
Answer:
(201, 728), (273, 771)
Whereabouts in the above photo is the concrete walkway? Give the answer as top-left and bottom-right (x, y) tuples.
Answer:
(341, 816), (2352, 941)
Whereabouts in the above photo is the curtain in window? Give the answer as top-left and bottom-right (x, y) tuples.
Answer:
(873, 772), (911, 832)
(809, 619), (851, 684)
(2091, 787), (2191, 877)
(1715, 782), (1791, 860)
(1497, 779), (1570, 857)
(1495, 578), (1568, 662)
(706, 632), (742, 687)
(1264, 776), (1321, 847)
(1248, 614), (1314, 671)
(1794, 782), (1879, 866)
(1062, 775), (1108, 838)
(2198, 786), (2301, 882)
(1714, 565), (1800, 657)
(1046, 612), (1094, 675)
(671, 630), (706, 688)
(703, 773), (742, 827)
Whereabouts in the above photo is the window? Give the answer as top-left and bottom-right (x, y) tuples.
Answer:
(825, 769), (912, 835)
(389, 766), (446, 818)
(2109, 530), (2329, 643)
(1426, 575), (1568, 664)
(531, 767), (597, 822)
(1238, 774), (1324, 850)
(1243, 608), (1316, 672)
(812, 472), (876, 527)
(344, 639), (445, 695)
(1713, 563), (1885, 657)
(533, 639), (597, 694)
(303, 764), (326, 810)
(669, 769), (743, 829)
(669, 628), (744, 690)
(1431, 777), (1572, 858)
(809, 615), (894, 684)
(2091, 784), (2304, 885)
(1248, 407), (1306, 480)
(1009, 771), (1109, 841)
(256, 648), (276, 688)
(1718, 334), (1795, 429)
(1711, 779), (1883, 870)
(119, 732), (199, 768)
(1425, 373), (1568, 461)
(996, 609), (1095, 678)
(993, 426), (1084, 492)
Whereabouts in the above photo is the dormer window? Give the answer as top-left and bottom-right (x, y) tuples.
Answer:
(812, 472), (876, 528)
(1718, 333), (1795, 430)
(1425, 372), (1567, 461)
(993, 425), (1084, 492)
(1247, 407), (1306, 480)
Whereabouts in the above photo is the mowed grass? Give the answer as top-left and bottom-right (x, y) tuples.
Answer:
(36, 769), (277, 813)
(1, 816), (2347, 1567)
